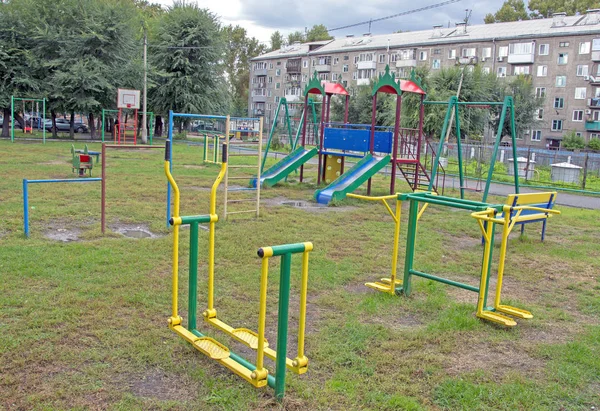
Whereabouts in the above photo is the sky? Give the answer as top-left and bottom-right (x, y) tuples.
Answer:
(153, 0), (507, 45)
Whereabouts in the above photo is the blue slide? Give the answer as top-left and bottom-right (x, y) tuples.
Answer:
(251, 147), (317, 188)
(314, 154), (391, 205)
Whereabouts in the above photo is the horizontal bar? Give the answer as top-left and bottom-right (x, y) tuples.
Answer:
(423, 101), (504, 106)
(226, 209), (257, 215)
(409, 269), (479, 292)
(12, 98), (45, 102)
(405, 195), (491, 211)
(228, 188), (256, 192)
(231, 117), (260, 121)
(258, 242), (313, 258)
(227, 199), (256, 203)
(104, 145), (163, 149)
(347, 193), (398, 201)
(170, 214), (215, 226)
(172, 112), (227, 120)
(227, 177), (253, 180)
(24, 178), (101, 184)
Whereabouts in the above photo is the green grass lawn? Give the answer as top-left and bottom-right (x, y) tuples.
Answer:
(1, 140), (599, 410)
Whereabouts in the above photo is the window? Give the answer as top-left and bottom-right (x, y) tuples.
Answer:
(352, 71), (357, 80)
(268, 76), (273, 83)
(399, 49), (416, 60)
(551, 120), (563, 131)
(432, 48), (441, 55)
(357, 69), (375, 80)
(390, 54), (399, 62)
(419, 51), (427, 61)
(267, 90), (272, 97)
(580, 42), (591, 54)
(302, 74), (307, 82)
(378, 54), (386, 63)
(398, 68), (410, 78)
(318, 56), (331, 65)
(462, 48), (476, 57)
(554, 97), (564, 108)
(343, 64), (349, 72)
(539, 44), (549, 55)
(275, 69), (281, 76)
(359, 53), (374, 62)
(277, 61), (281, 65)
(432, 59), (441, 70)
(275, 82), (280, 89)
(303, 60), (308, 68)
(537, 65), (548, 77)
(342, 80), (348, 87)
(269, 63), (274, 69)
(354, 56), (359, 64)
(497, 66), (507, 77)
(514, 66), (530, 75)
(559, 42), (570, 47)
(319, 73), (328, 81)
(536, 108), (544, 120)
(483, 67), (491, 74)
(275, 96), (279, 103)
(344, 56), (349, 61)
(482, 47), (492, 58)
(555, 75), (567, 87)
(576, 132), (582, 137)
(509, 42), (533, 55)
(332, 73), (338, 81)
(573, 110), (584, 121)
(531, 130), (542, 141)
(577, 65), (589, 77)
(536, 87), (546, 98)
(498, 46), (509, 57)
(333, 57), (339, 65)
(558, 53), (568, 65)
(312, 59), (316, 66)
(448, 49), (456, 59)
(575, 87), (587, 99)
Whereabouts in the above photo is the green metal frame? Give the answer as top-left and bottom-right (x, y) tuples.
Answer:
(101, 108), (155, 144)
(10, 96), (47, 143)
(426, 96), (520, 201)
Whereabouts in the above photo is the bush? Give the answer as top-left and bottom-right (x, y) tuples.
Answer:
(561, 131), (586, 150)
(588, 138), (600, 151)
(173, 131), (187, 140)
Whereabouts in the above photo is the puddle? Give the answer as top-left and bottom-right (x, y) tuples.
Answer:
(44, 228), (81, 242)
(110, 224), (162, 239)
(281, 201), (325, 208)
(122, 230), (152, 238)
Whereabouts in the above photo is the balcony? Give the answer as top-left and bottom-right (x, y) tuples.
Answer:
(252, 92), (266, 103)
(253, 109), (264, 116)
(286, 60), (302, 73)
(507, 53), (535, 64)
(457, 56), (478, 65)
(254, 82), (266, 89)
(254, 68), (267, 76)
(315, 64), (331, 72)
(592, 51), (600, 61)
(396, 59), (417, 68)
(585, 120), (600, 130)
(357, 60), (376, 70)
(588, 98), (600, 108)
(586, 74), (600, 84)
(357, 78), (371, 86)
(284, 94), (300, 102)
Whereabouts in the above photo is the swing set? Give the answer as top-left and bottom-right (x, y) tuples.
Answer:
(10, 96), (47, 143)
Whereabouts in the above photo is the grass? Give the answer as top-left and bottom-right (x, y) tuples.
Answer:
(0, 140), (599, 410)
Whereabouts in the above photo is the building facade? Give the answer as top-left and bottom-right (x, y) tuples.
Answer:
(250, 12), (600, 149)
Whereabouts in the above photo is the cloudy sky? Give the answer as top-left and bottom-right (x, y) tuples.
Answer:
(153, 0), (506, 44)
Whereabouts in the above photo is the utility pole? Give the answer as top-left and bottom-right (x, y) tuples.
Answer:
(142, 29), (148, 144)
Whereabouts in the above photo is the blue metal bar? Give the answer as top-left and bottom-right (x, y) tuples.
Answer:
(231, 117), (260, 121)
(23, 180), (28, 237)
(25, 178), (101, 184)
(171, 112), (227, 120)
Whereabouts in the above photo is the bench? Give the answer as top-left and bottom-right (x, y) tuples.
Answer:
(71, 144), (94, 177)
(504, 192), (557, 241)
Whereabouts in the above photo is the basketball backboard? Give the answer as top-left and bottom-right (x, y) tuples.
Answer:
(117, 88), (141, 109)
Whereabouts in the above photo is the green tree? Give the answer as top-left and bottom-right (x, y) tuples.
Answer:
(484, 0), (530, 23)
(587, 137), (600, 150)
(498, 74), (543, 141)
(305, 24), (333, 42)
(562, 130), (586, 149)
(149, 1), (229, 131)
(527, 0), (596, 17)
(270, 31), (284, 51)
(287, 31), (304, 45)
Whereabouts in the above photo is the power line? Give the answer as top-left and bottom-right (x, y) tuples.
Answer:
(328, 0), (463, 32)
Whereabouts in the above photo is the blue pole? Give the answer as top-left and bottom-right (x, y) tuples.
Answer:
(23, 179), (29, 238)
(167, 110), (174, 227)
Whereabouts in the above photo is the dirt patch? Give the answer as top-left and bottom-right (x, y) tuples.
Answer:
(124, 370), (196, 401)
(44, 227), (81, 242)
(110, 223), (162, 239)
(261, 196), (355, 212)
(42, 160), (68, 165)
(344, 280), (374, 295)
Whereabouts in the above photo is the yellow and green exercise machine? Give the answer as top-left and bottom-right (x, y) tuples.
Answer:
(164, 140), (313, 399)
(349, 190), (560, 327)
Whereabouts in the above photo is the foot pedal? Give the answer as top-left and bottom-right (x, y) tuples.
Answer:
(496, 305), (533, 319)
(379, 278), (403, 285)
(365, 282), (394, 292)
(231, 328), (268, 349)
(194, 337), (230, 359)
(477, 311), (517, 327)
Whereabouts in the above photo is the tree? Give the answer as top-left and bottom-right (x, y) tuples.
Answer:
(287, 31), (304, 45)
(270, 31), (284, 51)
(149, 1), (229, 130)
(305, 24), (333, 42)
(484, 0), (530, 23)
(562, 130), (586, 149)
(588, 137), (600, 151)
(527, 0), (595, 18)
(497, 74), (543, 141)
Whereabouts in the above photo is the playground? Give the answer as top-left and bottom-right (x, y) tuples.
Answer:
(1, 134), (599, 409)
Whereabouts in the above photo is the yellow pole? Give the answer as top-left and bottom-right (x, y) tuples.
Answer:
(256, 117), (263, 218)
(476, 213), (494, 317)
(256, 257), (269, 371)
(297, 250), (310, 357)
(388, 199), (402, 294)
(494, 206), (518, 309)
(164, 161), (180, 320)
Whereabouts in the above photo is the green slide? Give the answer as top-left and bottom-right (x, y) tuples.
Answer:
(251, 147), (318, 188)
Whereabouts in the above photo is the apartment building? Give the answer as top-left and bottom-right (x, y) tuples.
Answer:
(249, 11), (600, 149)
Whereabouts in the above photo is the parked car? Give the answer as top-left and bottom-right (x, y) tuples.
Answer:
(43, 118), (89, 133)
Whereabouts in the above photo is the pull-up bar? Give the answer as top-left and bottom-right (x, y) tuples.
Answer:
(423, 101), (505, 106)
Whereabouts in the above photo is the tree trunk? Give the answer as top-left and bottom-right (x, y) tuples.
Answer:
(96, 116), (101, 136)
(69, 110), (75, 139)
(155, 116), (162, 137)
(14, 112), (25, 129)
(1, 108), (10, 137)
(51, 110), (58, 138)
(89, 113), (96, 139)
(109, 118), (115, 141)
(136, 113), (142, 141)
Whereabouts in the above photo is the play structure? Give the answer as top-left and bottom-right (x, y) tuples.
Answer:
(425, 95), (520, 202)
(100, 143), (165, 234)
(22, 178), (101, 238)
(167, 111), (262, 223)
(101, 108), (155, 144)
(10, 96), (47, 143)
(109, 89), (142, 145)
(70, 145), (96, 177)
(349, 190), (560, 327)
(164, 140), (313, 399)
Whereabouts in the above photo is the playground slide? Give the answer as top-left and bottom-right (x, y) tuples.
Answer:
(314, 154), (391, 205)
(251, 147), (318, 188)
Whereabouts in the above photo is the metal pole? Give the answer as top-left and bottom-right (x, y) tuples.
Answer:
(454, 102), (465, 199)
(316, 96), (326, 186)
(101, 143), (106, 234)
(101, 109), (105, 142)
(367, 94), (377, 195)
(275, 252), (292, 400)
(23, 179), (29, 237)
(142, 31), (148, 144)
(11, 95), (14, 143)
(188, 221), (199, 330)
(390, 94), (401, 194)
(402, 198), (419, 296)
(300, 95), (309, 182)
(167, 110), (174, 227)
(42, 98), (46, 144)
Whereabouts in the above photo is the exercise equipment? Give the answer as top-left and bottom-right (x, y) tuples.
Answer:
(164, 140), (313, 399)
(71, 145), (94, 177)
(10, 96), (46, 143)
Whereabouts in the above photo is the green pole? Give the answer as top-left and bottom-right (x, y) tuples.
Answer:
(482, 222), (496, 309)
(101, 109), (105, 142)
(291, 106), (305, 152)
(508, 97), (520, 195)
(188, 222), (199, 330)
(283, 101), (292, 150)
(203, 134), (208, 162)
(483, 97), (508, 202)
(454, 101), (464, 199)
(42, 98), (46, 144)
(261, 98), (284, 173)
(401, 199), (419, 296)
(10, 95), (14, 143)
(428, 96), (456, 191)
(213, 135), (218, 163)
(274, 252), (292, 400)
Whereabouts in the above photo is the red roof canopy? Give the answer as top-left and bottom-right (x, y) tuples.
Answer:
(399, 80), (426, 95)
(324, 82), (349, 96)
